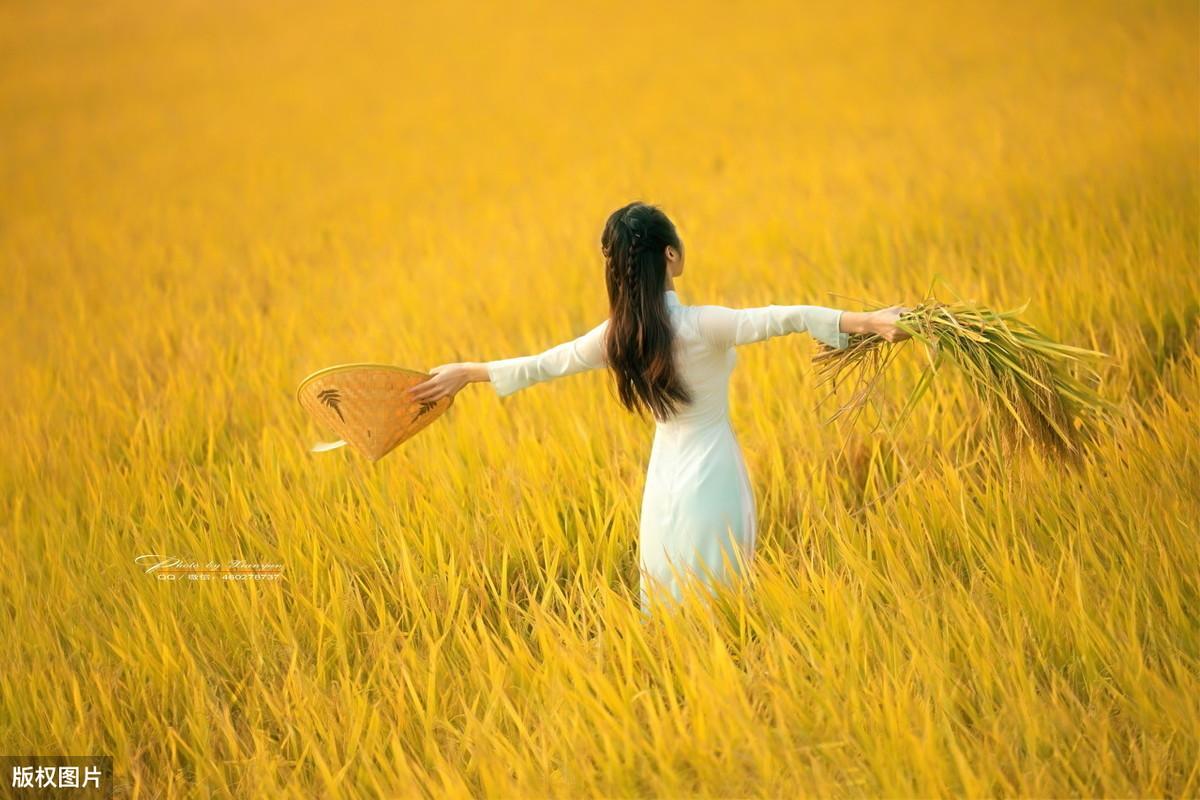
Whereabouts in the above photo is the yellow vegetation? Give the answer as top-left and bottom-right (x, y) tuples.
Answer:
(1, 0), (1197, 796)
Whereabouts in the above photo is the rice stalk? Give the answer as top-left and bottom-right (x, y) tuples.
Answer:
(812, 297), (1121, 463)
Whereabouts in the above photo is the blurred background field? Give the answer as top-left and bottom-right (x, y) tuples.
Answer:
(1, 0), (1197, 796)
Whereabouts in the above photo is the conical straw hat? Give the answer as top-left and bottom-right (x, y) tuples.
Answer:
(296, 363), (453, 461)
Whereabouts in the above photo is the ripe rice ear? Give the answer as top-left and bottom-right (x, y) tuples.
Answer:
(812, 298), (1120, 463)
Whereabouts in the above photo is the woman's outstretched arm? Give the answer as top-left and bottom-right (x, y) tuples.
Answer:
(407, 318), (609, 403)
(693, 302), (910, 351)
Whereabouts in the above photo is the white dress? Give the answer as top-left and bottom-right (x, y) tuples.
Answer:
(485, 289), (850, 616)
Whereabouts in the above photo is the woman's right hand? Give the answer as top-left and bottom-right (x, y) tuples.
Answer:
(869, 305), (913, 342)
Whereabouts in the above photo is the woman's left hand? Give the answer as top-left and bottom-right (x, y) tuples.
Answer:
(408, 362), (486, 403)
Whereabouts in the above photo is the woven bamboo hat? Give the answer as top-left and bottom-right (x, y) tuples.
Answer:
(296, 363), (453, 461)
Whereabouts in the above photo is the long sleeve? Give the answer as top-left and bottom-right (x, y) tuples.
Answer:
(694, 304), (850, 351)
(485, 318), (609, 397)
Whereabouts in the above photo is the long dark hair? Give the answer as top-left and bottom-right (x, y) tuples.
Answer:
(600, 201), (692, 421)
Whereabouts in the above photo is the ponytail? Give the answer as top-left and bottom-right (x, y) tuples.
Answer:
(601, 202), (692, 421)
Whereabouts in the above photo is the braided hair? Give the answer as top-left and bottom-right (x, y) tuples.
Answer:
(600, 201), (692, 420)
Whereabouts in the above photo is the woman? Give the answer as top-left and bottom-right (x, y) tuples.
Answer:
(408, 201), (911, 616)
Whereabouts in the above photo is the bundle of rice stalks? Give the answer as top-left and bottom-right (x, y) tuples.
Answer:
(812, 297), (1120, 462)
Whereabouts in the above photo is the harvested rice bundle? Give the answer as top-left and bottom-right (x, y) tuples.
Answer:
(812, 298), (1119, 462)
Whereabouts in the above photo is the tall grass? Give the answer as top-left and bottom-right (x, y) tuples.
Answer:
(1, 0), (1197, 797)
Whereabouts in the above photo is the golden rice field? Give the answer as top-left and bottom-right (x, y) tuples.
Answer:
(2, 0), (1197, 796)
